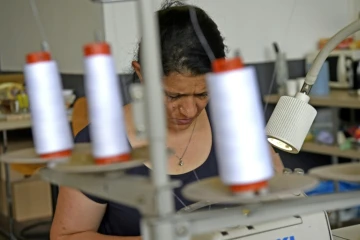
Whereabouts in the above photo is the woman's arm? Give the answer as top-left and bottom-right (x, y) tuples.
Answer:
(50, 187), (141, 240)
(269, 145), (284, 174)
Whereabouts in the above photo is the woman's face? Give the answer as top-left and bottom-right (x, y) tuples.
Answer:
(132, 61), (208, 131)
(163, 72), (209, 131)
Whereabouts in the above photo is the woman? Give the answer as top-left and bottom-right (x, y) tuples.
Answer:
(51, 2), (283, 239)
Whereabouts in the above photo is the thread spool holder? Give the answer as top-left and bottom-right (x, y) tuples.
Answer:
(40, 168), (181, 215)
(0, 142), (178, 216)
(3, 145), (360, 240)
(309, 162), (360, 183)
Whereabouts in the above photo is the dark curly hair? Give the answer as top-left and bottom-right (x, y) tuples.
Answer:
(134, 1), (226, 80)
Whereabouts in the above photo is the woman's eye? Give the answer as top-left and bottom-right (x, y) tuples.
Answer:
(197, 93), (208, 98)
(168, 95), (180, 100)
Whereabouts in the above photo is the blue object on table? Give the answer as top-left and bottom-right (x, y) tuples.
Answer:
(306, 180), (360, 195)
(306, 61), (330, 96)
(305, 180), (360, 217)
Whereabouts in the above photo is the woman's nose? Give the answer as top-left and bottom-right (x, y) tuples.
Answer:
(179, 98), (197, 118)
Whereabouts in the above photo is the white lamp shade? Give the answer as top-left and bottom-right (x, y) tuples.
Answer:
(266, 95), (317, 153)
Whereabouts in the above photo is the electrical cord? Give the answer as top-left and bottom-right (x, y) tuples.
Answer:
(19, 221), (51, 240)
(189, 7), (216, 62)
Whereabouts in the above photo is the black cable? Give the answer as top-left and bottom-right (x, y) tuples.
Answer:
(19, 221), (51, 240)
(18, 184), (58, 239)
(189, 7), (216, 62)
(0, 228), (10, 239)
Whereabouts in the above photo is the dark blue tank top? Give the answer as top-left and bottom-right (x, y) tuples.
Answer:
(74, 107), (218, 236)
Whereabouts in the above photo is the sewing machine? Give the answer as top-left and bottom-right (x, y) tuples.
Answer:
(193, 212), (332, 240)
(193, 214), (360, 240)
(189, 191), (360, 240)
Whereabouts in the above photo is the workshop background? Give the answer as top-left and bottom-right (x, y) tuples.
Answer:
(0, 0), (360, 239)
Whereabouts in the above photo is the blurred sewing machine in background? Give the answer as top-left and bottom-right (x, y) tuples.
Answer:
(184, 192), (332, 240)
(189, 191), (359, 240)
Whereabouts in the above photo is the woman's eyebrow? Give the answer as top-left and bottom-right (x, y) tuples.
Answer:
(165, 91), (207, 96)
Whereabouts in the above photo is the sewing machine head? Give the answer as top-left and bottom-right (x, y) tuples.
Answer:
(191, 192), (333, 240)
(192, 212), (332, 240)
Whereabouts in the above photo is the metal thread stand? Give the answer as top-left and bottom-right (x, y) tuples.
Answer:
(329, 107), (341, 229)
(4, 1), (360, 240)
(135, 0), (175, 238)
(2, 130), (17, 240)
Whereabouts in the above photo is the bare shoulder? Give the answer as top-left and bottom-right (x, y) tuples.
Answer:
(50, 187), (106, 238)
(269, 145), (284, 174)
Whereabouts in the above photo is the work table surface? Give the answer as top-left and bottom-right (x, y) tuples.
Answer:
(264, 90), (360, 109)
(0, 113), (72, 131)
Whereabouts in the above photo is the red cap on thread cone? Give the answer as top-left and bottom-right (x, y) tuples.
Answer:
(95, 153), (132, 165)
(26, 52), (52, 64)
(212, 57), (244, 73)
(40, 149), (72, 159)
(230, 180), (268, 193)
(84, 42), (111, 56)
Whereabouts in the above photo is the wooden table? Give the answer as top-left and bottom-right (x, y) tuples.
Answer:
(0, 114), (72, 240)
(264, 90), (360, 109)
(0, 75), (24, 85)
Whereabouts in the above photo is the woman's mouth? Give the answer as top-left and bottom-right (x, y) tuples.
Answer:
(174, 118), (193, 125)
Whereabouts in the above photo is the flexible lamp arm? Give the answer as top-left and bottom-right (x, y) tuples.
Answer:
(302, 19), (360, 94)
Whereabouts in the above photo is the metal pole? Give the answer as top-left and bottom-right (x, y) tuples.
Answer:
(140, 220), (152, 240)
(0, 153), (9, 239)
(333, 180), (342, 228)
(331, 107), (342, 228)
(136, 0), (175, 217)
(3, 130), (16, 240)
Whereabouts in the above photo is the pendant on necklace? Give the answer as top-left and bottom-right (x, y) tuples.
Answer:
(179, 159), (184, 166)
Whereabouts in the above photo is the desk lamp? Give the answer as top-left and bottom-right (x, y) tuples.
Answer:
(266, 19), (360, 154)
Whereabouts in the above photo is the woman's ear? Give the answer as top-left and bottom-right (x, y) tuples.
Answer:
(132, 61), (143, 83)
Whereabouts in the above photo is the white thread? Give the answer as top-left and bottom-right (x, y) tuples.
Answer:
(206, 67), (273, 185)
(174, 170), (214, 212)
(24, 60), (73, 155)
(174, 171), (200, 209)
(84, 50), (130, 159)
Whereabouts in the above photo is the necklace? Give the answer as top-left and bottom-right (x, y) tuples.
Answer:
(173, 118), (197, 166)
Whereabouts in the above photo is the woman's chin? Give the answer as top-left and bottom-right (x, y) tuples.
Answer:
(168, 120), (194, 131)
